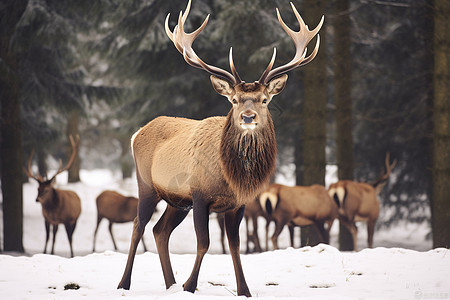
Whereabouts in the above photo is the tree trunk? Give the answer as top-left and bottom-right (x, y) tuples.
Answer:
(300, 0), (327, 247)
(66, 110), (81, 183)
(432, 0), (450, 248)
(120, 136), (133, 179)
(333, 0), (355, 251)
(0, 0), (28, 253)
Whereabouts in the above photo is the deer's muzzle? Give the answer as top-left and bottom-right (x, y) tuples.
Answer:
(240, 112), (257, 130)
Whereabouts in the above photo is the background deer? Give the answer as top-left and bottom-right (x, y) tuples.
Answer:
(93, 190), (147, 252)
(260, 183), (338, 250)
(117, 0), (323, 297)
(24, 136), (81, 257)
(328, 153), (397, 250)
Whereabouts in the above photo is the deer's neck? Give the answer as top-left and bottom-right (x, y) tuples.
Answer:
(42, 189), (59, 211)
(220, 111), (277, 202)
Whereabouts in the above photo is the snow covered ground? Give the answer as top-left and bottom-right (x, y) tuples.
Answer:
(1, 169), (448, 299)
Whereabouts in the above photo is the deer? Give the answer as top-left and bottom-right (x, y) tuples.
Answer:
(328, 153), (397, 250)
(23, 135), (81, 257)
(117, 0), (323, 297)
(93, 190), (148, 252)
(259, 183), (338, 250)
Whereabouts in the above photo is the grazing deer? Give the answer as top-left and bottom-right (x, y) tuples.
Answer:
(260, 183), (337, 250)
(117, 0), (323, 297)
(328, 153), (397, 250)
(93, 190), (147, 252)
(24, 136), (81, 257)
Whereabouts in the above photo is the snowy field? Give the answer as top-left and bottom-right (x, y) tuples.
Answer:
(1, 169), (449, 299)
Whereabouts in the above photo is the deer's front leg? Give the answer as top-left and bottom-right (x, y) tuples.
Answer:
(225, 206), (251, 297)
(183, 200), (210, 293)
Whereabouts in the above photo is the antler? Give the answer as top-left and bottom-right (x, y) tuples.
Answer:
(24, 135), (80, 182)
(165, 0), (242, 85)
(49, 135), (80, 181)
(24, 148), (44, 182)
(259, 2), (324, 85)
(381, 152), (397, 181)
(372, 152), (397, 187)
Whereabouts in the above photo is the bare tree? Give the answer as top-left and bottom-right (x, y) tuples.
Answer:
(0, 0), (27, 253)
(432, 0), (450, 248)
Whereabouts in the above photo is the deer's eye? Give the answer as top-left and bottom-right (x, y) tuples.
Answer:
(262, 98), (268, 104)
(232, 98), (238, 104)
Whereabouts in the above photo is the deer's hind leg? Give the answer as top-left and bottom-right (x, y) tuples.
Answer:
(118, 180), (159, 290)
(93, 214), (103, 252)
(153, 205), (189, 289)
(65, 221), (77, 257)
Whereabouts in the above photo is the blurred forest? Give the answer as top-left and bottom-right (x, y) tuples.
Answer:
(1, 0), (449, 252)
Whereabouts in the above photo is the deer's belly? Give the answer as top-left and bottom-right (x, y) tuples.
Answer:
(150, 144), (192, 199)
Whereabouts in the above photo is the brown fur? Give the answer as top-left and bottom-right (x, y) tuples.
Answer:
(93, 190), (147, 252)
(328, 180), (379, 250)
(35, 179), (81, 257)
(220, 111), (277, 202)
(328, 154), (396, 250)
(261, 183), (338, 250)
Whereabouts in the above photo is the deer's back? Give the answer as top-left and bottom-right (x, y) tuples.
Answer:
(96, 191), (138, 222)
(278, 184), (334, 220)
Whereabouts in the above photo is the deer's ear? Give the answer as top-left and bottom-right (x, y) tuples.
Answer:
(210, 75), (234, 97)
(266, 74), (288, 98)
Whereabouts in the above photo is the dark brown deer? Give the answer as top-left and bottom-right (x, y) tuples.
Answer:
(24, 136), (81, 257)
(117, 0), (323, 296)
(260, 183), (338, 250)
(93, 190), (147, 252)
(328, 153), (397, 250)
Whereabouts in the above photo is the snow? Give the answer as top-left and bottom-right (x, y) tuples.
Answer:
(1, 169), (449, 299)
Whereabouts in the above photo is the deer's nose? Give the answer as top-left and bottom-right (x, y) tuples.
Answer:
(241, 113), (256, 124)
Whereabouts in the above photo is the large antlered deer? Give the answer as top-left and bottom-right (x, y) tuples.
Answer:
(117, 0), (323, 296)
(93, 190), (147, 252)
(24, 136), (81, 257)
(328, 153), (397, 250)
(260, 183), (338, 250)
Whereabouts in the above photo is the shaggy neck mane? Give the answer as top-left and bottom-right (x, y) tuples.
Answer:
(220, 110), (277, 202)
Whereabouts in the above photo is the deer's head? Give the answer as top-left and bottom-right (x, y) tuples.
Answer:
(24, 136), (80, 204)
(165, 0), (324, 133)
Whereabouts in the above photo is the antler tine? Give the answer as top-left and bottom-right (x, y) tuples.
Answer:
(23, 148), (43, 182)
(375, 152), (397, 183)
(49, 135), (80, 181)
(260, 3), (324, 84)
(229, 48), (242, 83)
(165, 0), (242, 85)
(258, 48), (277, 85)
(385, 152), (397, 174)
